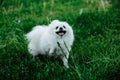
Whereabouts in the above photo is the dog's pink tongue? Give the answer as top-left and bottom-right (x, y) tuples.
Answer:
(58, 32), (64, 36)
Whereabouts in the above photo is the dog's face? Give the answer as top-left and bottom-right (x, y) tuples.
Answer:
(55, 24), (66, 37)
(49, 20), (71, 37)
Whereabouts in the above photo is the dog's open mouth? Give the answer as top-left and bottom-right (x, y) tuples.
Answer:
(56, 31), (66, 36)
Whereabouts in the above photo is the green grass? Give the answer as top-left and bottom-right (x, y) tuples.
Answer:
(0, 0), (120, 80)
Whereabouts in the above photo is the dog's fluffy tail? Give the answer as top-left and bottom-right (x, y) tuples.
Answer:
(25, 25), (47, 42)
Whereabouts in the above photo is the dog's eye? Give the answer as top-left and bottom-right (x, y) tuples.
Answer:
(63, 26), (66, 28)
(56, 26), (58, 29)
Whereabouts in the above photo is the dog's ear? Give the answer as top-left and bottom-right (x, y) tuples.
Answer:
(51, 20), (59, 24)
(49, 20), (60, 27)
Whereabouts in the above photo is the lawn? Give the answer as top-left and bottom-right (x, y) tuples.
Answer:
(0, 0), (120, 80)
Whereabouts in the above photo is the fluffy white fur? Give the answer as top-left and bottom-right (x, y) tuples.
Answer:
(26, 20), (74, 68)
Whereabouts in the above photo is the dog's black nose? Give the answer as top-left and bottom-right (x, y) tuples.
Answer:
(59, 27), (63, 30)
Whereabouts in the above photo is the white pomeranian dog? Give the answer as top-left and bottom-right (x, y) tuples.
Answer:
(25, 20), (74, 68)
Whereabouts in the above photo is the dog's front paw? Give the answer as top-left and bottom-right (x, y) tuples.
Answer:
(64, 63), (69, 68)
(62, 57), (69, 68)
(48, 48), (55, 56)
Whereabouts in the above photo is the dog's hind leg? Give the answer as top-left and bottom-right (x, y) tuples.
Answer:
(28, 43), (39, 57)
